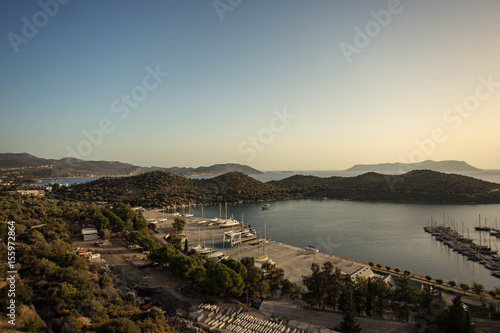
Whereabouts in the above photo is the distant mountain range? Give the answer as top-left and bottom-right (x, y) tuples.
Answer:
(0, 153), (262, 178)
(346, 160), (480, 172)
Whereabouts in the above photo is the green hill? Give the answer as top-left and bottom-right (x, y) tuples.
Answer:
(59, 169), (500, 206)
(270, 170), (500, 204)
(62, 171), (285, 206)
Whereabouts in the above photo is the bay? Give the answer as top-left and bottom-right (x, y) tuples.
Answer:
(32, 169), (500, 289)
(193, 199), (500, 290)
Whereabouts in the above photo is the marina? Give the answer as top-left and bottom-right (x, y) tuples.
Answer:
(144, 209), (375, 285)
(423, 221), (500, 278)
(188, 199), (500, 289)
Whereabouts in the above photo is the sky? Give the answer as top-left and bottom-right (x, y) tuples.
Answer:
(1, 0), (500, 171)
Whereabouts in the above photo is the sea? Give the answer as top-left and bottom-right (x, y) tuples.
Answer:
(33, 169), (500, 289)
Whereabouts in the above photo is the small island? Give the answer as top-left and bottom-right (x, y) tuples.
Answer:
(346, 160), (480, 173)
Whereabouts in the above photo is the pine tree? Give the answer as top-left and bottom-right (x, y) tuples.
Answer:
(337, 277), (362, 333)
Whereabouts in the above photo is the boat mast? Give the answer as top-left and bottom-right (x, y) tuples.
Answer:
(263, 223), (266, 255)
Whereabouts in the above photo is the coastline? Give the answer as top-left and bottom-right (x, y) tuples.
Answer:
(143, 209), (492, 298)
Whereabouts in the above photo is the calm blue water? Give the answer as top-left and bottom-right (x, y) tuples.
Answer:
(33, 176), (101, 186)
(193, 200), (500, 290)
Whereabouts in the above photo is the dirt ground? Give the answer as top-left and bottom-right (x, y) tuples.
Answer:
(72, 235), (203, 315)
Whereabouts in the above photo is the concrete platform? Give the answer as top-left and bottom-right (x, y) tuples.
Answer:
(144, 209), (373, 284)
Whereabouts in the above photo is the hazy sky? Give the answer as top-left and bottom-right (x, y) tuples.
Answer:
(1, 0), (500, 170)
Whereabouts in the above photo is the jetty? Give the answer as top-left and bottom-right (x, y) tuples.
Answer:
(424, 223), (500, 276)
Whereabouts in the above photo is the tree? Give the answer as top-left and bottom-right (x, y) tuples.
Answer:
(99, 272), (112, 287)
(148, 222), (157, 231)
(100, 228), (111, 240)
(303, 263), (323, 308)
(241, 259), (268, 300)
(165, 235), (182, 251)
(169, 255), (198, 278)
(172, 217), (186, 234)
(93, 208), (110, 231)
(262, 261), (284, 298)
(471, 282), (484, 297)
(435, 278), (444, 287)
(435, 295), (474, 333)
(394, 268), (401, 273)
(393, 274), (420, 322)
(97, 318), (141, 333)
(425, 275), (432, 282)
(148, 244), (177, 266)
(289, 282), (304, 302)
(337, 277), (361, 333)
(364, 278), (374, 316)
(203, 260), (244, 297)
(302, 262), (343, 311)
(184, 239), (188, 254)
(385, 266), (391, 271)
(459, 283), (470, 294)
(24, 317), (43, 332)
(188, 265), (206, 286)
(148, 306), (165, 322)
(133, 213), (147, 231)
(221, 258), (247, 277)
(281, 279), (293, 299)
(448, 280), (456, 288)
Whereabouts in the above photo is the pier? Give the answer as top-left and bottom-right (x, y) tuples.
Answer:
(424, 225), (500, 276)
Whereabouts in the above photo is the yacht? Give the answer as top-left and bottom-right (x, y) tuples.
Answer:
(219, 218), (240, 228)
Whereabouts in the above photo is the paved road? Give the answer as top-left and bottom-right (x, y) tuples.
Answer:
(260, 300), (414, 333)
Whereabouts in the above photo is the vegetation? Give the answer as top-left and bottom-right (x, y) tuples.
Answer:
(53, 169), (500, 207)
(172, 216), (186, 234)
(0, 194), (174, 332)
(300, 260), (497, 330)
(58, 171), (290, 207)
(270, 170), (500, 204)
(1, 181), (498, 332)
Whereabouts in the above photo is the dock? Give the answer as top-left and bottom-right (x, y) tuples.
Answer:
(424, 225), (500, 274)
